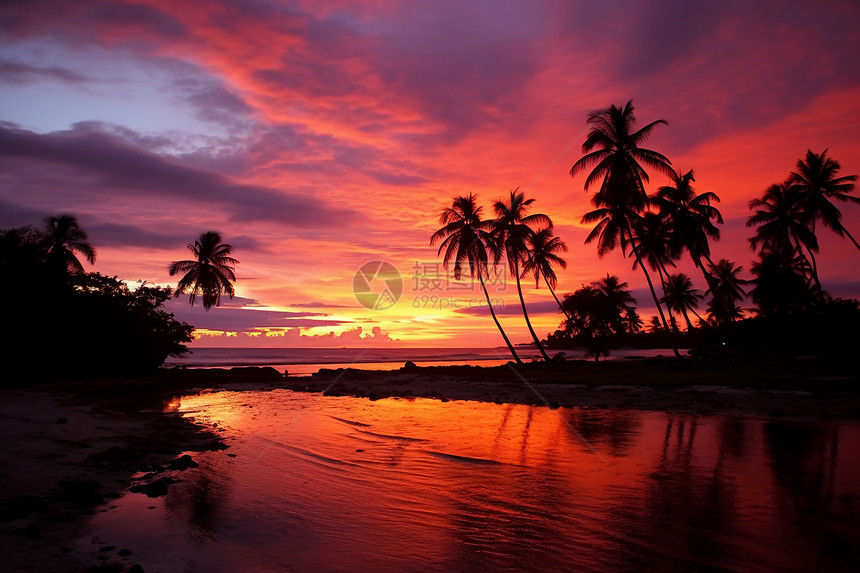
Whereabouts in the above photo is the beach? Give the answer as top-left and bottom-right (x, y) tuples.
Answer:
(2, 357), (859, 571)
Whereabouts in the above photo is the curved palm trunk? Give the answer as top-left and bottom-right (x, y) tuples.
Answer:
(625, 226), (681, 359)
(680, 307), (695, 332)
(514, 261), (551, 361)
(842, 225), (860, 252)
(791, 234), (822, 291)
(544, 276), (571, 321)
(478, 272), (522, 364)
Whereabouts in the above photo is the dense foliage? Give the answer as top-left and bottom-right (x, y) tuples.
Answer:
(0, 223), (193, 381)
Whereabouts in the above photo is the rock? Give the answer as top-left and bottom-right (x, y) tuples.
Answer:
(127, 564), (145, 573)
(167, 454), (198, 471)
(129, 478), (171, 498)
(118, 548), (132, 556)
(404, 361), (418, 370)
(56, 417), (68, 424)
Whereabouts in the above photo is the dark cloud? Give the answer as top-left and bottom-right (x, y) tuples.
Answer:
(164, 296), (340, 332)
(0, 123), (359, 228)
(0, 60), (91, 85)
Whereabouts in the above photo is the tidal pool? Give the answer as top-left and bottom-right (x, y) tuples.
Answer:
(80, 390), (860, 572)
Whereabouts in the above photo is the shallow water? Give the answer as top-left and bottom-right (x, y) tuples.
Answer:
(82, 391), (860, 572)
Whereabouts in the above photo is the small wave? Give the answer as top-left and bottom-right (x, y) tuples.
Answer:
(329, 415), (371, 427)
(355, 429), (428, 442)
(425, 451), (504, 465)
(268, 441), (361, 467)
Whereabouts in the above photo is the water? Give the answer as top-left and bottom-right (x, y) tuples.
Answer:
(164, 347), (682, 376)
(82, 390), (860, 572)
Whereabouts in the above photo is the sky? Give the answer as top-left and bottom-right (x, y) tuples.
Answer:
(2, 0), (860, 349)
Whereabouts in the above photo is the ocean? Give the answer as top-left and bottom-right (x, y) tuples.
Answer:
(164, 346), (682, 376)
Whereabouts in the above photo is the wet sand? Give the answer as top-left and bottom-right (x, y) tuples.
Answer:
(288, 356), (860, 421)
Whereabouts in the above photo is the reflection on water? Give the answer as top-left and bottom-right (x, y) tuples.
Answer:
(85, 391), (860, 572)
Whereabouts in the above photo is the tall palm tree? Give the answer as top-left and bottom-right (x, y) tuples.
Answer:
(660, 273), (703, 332)
(571, 100), (679, 357)
(791, 149), (860, 252)
(431, 194), (522, 363)
(521, 226), (568, 310)
(491, 189), (552, 361)
(651, 169), (722, 284)
(747, 181), (819, 287)
(169, 231), (239, 310)
(705, 259), (748, 326)
(44, 214), (96, 274)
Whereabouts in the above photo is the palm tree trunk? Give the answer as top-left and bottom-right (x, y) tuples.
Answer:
(841, 224), (860, 252)
(514, 261), (551, 361)
(625, 226), (681, 359)
(478, 272), (522, 364)
(681, 308), (694, 332)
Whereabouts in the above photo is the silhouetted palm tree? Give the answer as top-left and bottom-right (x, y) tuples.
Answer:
(660, 273), (703, 332)
(594, 274), (636, 335)
(747, 181), (819, 287)
(521, 227), (568, 310)
(44, 214), (96, 274)
(750, 250), (816, 317)
(652, 169), (722, 284)
(571, 100), (679, 357)
(431, 194), (522, 363)
(791, 149), (860, 252)
(632, 212), (676, 286)
(705, 259), (748, 326)
(169, 231), (239, 311)
(491, 189), (552, 361)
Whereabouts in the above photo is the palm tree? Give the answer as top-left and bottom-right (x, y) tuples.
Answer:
(594, 274), (636, 336)
(491, 189), (552, 361)
(660, 273), (703, 332)
(570, 100), (679, 357)
(44, 214), (96, 274)
(651, 169), (722, 284)
(791, 149), (860, 252)
(521, 226), (568, 310)
(631, 212), (676, 286)
(747, 181), (819, 287)
(431, 194), (522, 363)
(169, 231), (239, 310)
(705, 259), (748, 326)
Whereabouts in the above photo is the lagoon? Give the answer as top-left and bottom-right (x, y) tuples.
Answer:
(81, 389), (860, 572)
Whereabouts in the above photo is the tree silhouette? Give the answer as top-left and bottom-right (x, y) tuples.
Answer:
(790, 149), (860, 252)
(750, 250), (816, 317)
(571, 100), (679, 357)
(705, 260), (748, 326)
(660, 273), (703, 332)
(431, 194), (522, 363)
(491, 189), (553, 361)
(44, 214), (96, 274)
(169, 231), (239, 311)
(594, 274), (637, 335)
(521, 226), (568, 311)
(652, 169), (722, 285)
(747, 181), (820, 288)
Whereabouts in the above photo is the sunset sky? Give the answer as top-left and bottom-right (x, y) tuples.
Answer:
(2, 0), (860, 348)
